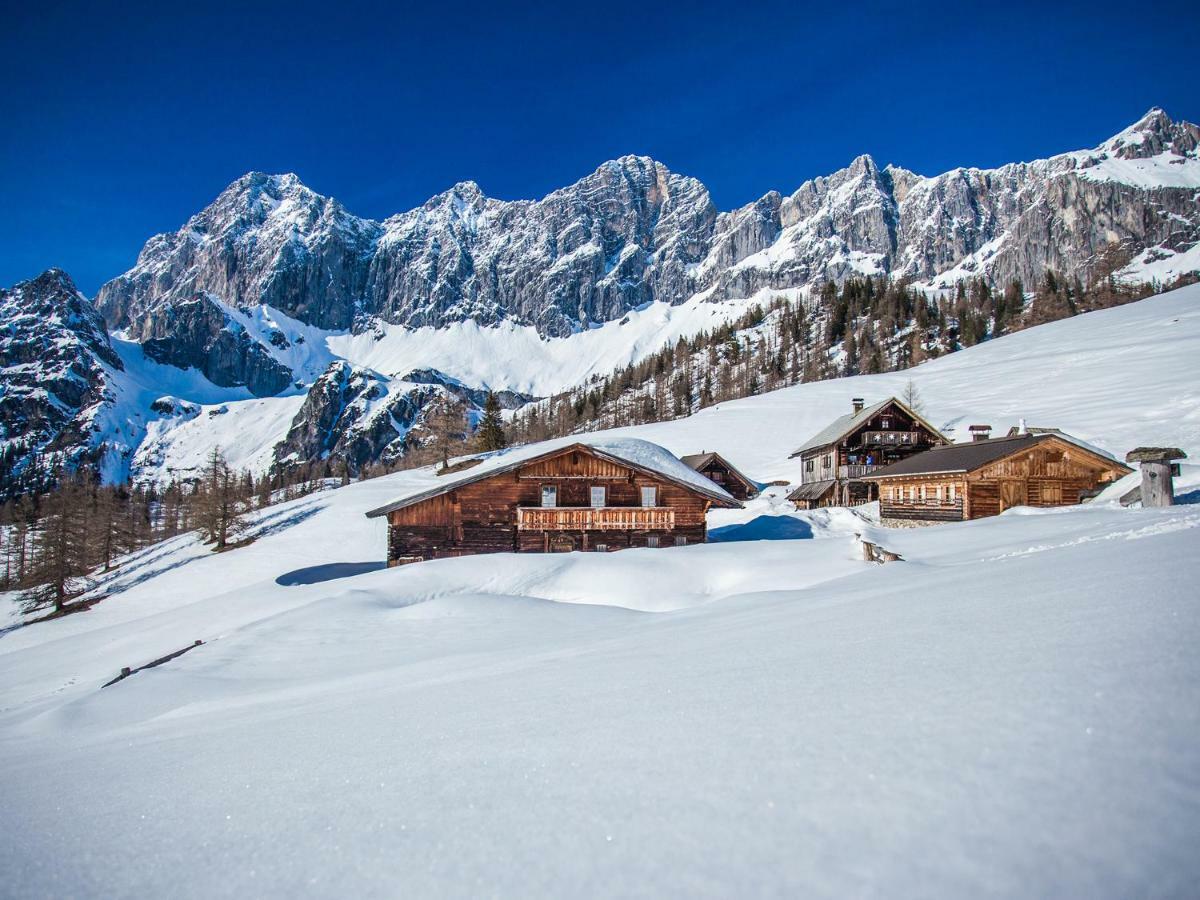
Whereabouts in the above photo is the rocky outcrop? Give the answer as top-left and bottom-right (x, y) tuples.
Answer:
(139, 294), (293, 396)
(270, 362), (535, 475)
(0, 269), (122, 493)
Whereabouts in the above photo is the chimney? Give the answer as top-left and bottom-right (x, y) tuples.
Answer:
(1018, 418), (1028, 435)
(969, 425), (992, 442)
(852, 398), (864, 414)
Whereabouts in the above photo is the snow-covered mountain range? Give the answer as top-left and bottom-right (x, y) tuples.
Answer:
(3, 108), (1199, 489)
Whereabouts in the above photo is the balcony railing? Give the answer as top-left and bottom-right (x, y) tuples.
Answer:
(858, 430), (922, 446)
(838, 464), (882, 480)
(517, 506), (675, 531)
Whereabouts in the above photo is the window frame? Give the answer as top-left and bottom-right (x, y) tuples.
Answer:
(640, 485), (657, 508)
(590, 485), (606, 508)
(540, 485), (557, 508)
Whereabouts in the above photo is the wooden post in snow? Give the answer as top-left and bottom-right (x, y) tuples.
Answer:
(1125, 447), (1187, 508)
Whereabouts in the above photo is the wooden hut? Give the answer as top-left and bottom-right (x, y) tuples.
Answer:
(787, 397), (949, 509)
(862, 427), (1131, 526)
(365, 439), (742, 564)
(679, 452), (759, 500)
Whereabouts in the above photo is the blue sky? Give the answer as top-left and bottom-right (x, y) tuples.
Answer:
(2, 0), (1197, 295)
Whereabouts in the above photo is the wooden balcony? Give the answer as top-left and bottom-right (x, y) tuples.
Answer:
(838, 464), (882, 480)
(858, 430), (922, 447)
(517, 506), (675, 531)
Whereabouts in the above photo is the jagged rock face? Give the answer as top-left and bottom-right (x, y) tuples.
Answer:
(97, 110), (1200, 392)
(272, 361), (535, 474)
(95, 172), (382, 333)
(272, 363), (428, 475)
(67, 106), (1200, 411)
(139, 294), (293, 396)
(0, 270), (122, 489)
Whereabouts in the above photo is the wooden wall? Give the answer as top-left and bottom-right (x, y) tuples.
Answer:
(386, 449), (712, 563)
(876, 438), (1127, 525)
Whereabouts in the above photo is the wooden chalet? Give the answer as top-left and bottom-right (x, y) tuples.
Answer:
(679, 451), (759, 501)
(862, 427), (1131, 526)
(365, 439), (742, 564)
(787, 397), (948, 509)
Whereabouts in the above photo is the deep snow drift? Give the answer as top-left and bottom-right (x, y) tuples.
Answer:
(2, 288), (1199, 898)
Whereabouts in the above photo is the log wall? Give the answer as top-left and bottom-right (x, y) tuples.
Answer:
(386, 452), (711, 563)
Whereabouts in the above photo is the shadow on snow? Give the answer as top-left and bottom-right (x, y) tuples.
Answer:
(276, 561), (387, 586)
(708, 514), (814, 543)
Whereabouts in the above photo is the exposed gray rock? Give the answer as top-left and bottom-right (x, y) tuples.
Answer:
(0, 269), (122, 492)
(96, 110), (1199, 398)
(139, 294), (293, 397)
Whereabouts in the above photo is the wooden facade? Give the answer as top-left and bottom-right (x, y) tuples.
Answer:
(369, 443), (740, 564)
(788, 397), (948, 509)
(680, 452), (758, 501)
(865, 433), (1131, 526)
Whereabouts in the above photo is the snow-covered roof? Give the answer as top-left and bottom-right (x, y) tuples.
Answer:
(789, 397), (947, 457)
(365, 437), (741, 518)
(862, 432), (1130, 479)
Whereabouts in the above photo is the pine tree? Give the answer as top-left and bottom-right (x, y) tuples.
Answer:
(475, 392), (508, 452)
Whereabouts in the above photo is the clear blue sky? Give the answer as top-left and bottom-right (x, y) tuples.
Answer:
(3, 0), (1197, 295)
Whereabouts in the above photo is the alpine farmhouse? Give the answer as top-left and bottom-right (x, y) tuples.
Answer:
(787, 397), (948, 509)
(365, 439), (741, 564)
(862, 427), (1132, 526)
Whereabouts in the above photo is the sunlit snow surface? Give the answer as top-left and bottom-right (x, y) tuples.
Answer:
(2, 288), (1200, 897)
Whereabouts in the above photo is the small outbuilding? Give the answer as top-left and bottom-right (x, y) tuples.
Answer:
(862, 427), (1131, 526)
(680, 451), (759, 501)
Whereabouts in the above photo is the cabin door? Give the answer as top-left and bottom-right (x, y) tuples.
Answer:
(1000, 481), (1027, 512)
(548, 534), (576, 553)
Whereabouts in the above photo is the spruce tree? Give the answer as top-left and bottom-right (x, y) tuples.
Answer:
(476, 392), (507, 452)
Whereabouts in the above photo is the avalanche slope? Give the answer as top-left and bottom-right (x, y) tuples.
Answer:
(1, 285), (1199, 898)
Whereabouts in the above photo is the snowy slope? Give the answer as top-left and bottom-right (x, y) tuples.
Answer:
(2, 282), (1200, 897)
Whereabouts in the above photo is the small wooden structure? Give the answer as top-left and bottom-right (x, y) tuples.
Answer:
(679, 451), (759, 500)
(1125, 447), (1187, 507)
(365, 440), (742, 564)
(863, 429), (1131, 526)
(788, 397), (949, 509)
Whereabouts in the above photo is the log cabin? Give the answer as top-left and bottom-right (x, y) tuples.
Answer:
(365, 438), (742, 564)
(787, 397), (949, 509)
(679, 452), (759, 501)
(861, 427), (1131, 526)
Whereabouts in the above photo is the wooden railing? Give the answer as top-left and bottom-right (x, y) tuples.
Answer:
(858, 430), (922, 446)
(838, 464), (882, 479)
(517, 506), (675, 531)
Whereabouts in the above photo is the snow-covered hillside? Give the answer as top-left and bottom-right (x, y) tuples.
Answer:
(2, 283), (1199, 897)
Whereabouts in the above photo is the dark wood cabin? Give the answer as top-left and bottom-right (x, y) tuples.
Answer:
(679, 452), (759, 501)
(365, 441), (742, 564)
(862, 429), (1131, 526)
(787, 397), (948, 509)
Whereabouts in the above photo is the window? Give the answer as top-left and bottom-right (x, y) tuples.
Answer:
(590, 485), (606, 508)
(949, 483), (957, 501)
(640, 486), (657, 507)
(823, 454), (832, 469)
(594, 543), (608, 552)
(540, 485), (557, 508)
(919, 485), (927, 500)
(674, 536), (688, 546)
(645, 535), (660, 548)
(881, 416), (891, 429)
(805, 459), (814, 473)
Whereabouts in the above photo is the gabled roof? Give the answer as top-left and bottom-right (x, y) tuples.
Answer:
(789, 397), (948, 458)
(679, 451), (758, 493)
(365, 437), (742, 518)
(860, 432), (1131, 479)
